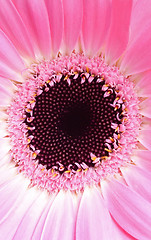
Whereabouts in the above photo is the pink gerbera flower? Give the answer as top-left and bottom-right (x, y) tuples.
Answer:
(0, 0), (151, 239)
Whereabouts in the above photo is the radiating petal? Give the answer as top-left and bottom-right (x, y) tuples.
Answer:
(139, 98), (151, 118)
(121, 165), (151, 202)
(101, 179), (151, 240)
(0, 76), (16, 93)
(0, 0), (35, 60)
(135, 70), (151, 97)
(0, 30), (25, 81)
(13, 0), (51, 59)
(105, 0), (132, 64)
(0, 138), (11, 161)
(76, 186), (116, 240)
(44, 0), (63, 56)
(31, 194), (56, 240)
(62, 0), (83, 54)
(0, 175), (29, 226)
(130, 0), (151, 43)
(141, 117), (151, 130)
(82, 0), (111, 56)
(0, 187), (41, 239)
(131, 150), (151, 171)
(0, 85), (13, 106)
(112, 220), (136, 240)
(138, 130), (151, 151)
(120, 25), (151, 75)
(12, 192), (49, 240)
(40, 190), (75, 240)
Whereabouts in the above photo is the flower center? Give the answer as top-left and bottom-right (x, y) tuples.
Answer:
(8, 53), (140, 192)
(25, 73), (122, 172)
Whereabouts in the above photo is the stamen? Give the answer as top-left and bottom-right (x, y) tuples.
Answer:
(7, 53), (140, 193)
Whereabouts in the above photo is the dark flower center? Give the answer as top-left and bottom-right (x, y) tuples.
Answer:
(25, 73), (122, 172)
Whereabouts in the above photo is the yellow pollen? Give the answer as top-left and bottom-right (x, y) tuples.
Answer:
(105, 148), (112, 153)
(32, 152), (37, 158)
(26, 109), (32, 113)
(64, 75), (68, 80)
(86, 66), (89, 73)
(52, 173), (57, 178)
(110, 137), (114, 142)
(118, 134), (120, 140)
(115, 126), (119, 132)
(65, 170), (71, 173)
(29, 100), (35, 104)
(46, 80), (51, 84)
(77, 168), (82, 172)
(91, 156), (97, 161)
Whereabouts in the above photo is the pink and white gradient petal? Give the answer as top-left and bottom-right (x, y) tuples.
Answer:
(31, 194), (56, 240)
(138, 130), (151, 151)
(0, 30), (25, 81)
(82, 0), (111, 56)
(0, 186), (42, 240)
(0, 76), (16, 94)
(140, 117), (151, 130)
(39, 191), (75, 240)
(44, 0), (63, 56)
(0, 0), (35, 60)
(0, 85), (13, 107)
(101, 179), (151, 240)
(105, 0), (132, 64)
(121, 165), (151, 202)
(120, 25), (151, 75)
(131, 150), (151, 172)
(134, 70), (151, 97)
(0, 175), (29, 226)
(12, 192), (49, 240)
(12, 0), (51, 60)
(76, 186), (115, 240)
(130, 0), (151, 43)
(139, 98), (151, 118)
(0, 138), (11, 162)
(62, 0), (83, 54)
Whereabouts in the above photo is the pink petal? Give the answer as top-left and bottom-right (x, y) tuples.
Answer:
(0, 187), (40, 239)
(13, 0), (51, 60)
(62, 0), (83, 54)
(76, 186), (117, 240)
(105, 0), (132, 64)
(0, 121), (7, 138)
(120, 25), (151, 75)
(31, 193), (56, 240)
(141, 117), (151, 130)
(0, 30), (25, 81)
(82, 0), (111, 56)
(0, 76), (16, 93)
(44, 0), (63, 56)
(130, 0), (151, 43)
(0, 138), (11, 161)
(40, 191), (75, 240)
(0, 76), (16, 106)
(112, 219), (137, 240)
(135, 70), (151, 97)
(122, 165), (151, 202)
(0, 0), (35, 60)
(139, 98), (151, 118)
(138, 130), (151, 151)
(131, 150), (151, 171)
(12, 192), (49, 240)
(0, 85), (13, 106)
(0, 175), (28, 225)
(101, 179), (151, 240)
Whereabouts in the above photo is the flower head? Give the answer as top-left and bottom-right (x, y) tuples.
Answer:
(0, 0), (151, 239)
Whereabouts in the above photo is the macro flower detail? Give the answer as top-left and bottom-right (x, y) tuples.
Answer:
(0, 0), (151, 240)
